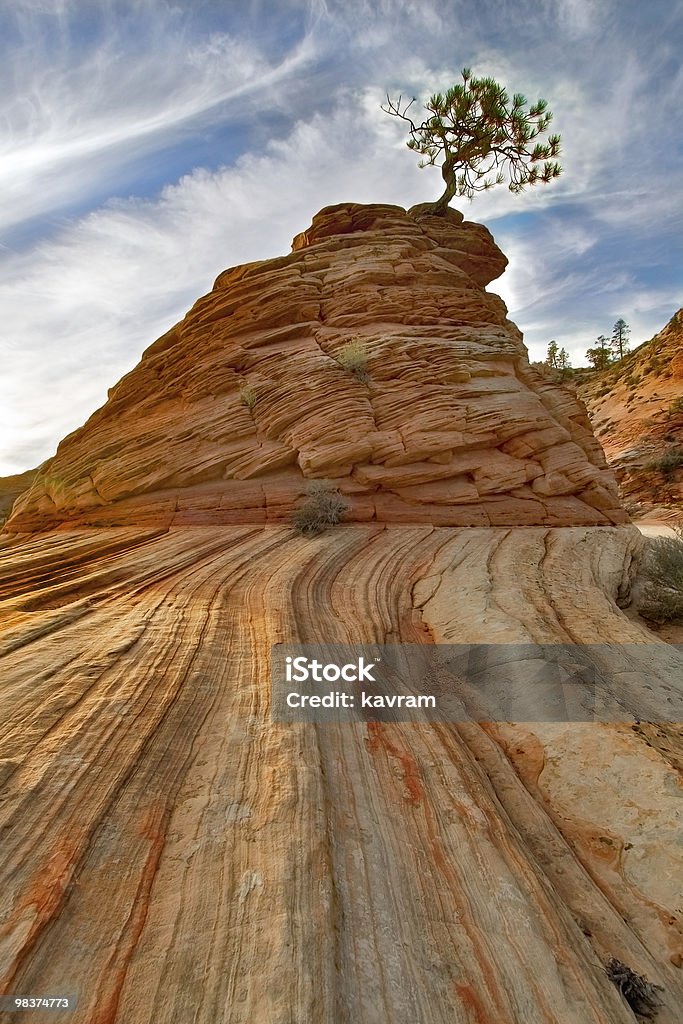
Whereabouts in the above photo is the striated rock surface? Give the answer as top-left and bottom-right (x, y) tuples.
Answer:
(4, 203), (677, 1024)
(7, 203), (626, 532)
(0, 467), (39, 526)
(0, 524), (681, 1023)
(579, 308), (683, 521)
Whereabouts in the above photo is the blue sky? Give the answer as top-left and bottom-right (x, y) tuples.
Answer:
(1, 0), (681, 474)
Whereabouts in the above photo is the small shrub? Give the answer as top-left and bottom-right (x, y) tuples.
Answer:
(638, 525), (683, 623)
(336, 341), (370, 383)
(291, 481), (350, 537)
(645, 448), (683, 476)
(667, 396), (683, 417)
(239, 383), (257, 410)
(605, 957), (663, 1019)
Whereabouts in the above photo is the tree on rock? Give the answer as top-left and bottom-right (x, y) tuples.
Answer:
(556, 346), (573, 380)
(611, 318), (630, 360)
(586, 334), (613, 370)
(382, 67), (562, 215)
(546, 340), (559, 368)
(544, 340), (572, 380)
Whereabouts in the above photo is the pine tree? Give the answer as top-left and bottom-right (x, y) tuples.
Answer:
(586, 334), (613, 370)
(382, 68), (562, 215)
(546, 340), (559, 368)
(557, 347), (573, 380)
(611, 319), (630, 360)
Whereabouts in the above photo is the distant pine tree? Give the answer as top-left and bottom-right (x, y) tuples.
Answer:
(586, 334), (613, 370)
(557, 346), (573, 380)
(611, 318), (630, 360)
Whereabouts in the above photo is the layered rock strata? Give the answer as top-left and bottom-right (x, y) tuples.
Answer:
(0, 524), (681, 1023)
(579, 308), (683, 520)
(7, 203), (626, 531)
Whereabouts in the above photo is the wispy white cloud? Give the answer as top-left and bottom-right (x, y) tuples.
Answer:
(0, 5), (318, 235)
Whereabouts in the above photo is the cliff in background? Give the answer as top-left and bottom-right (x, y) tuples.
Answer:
(578, 308), (683, 520)
(0, 467), (39, 526)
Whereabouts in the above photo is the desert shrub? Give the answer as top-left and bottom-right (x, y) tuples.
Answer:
(291, 481), (350, 537)
(645, 448), (683, 476)
(605, 957), (663, 1018)
(239, 383), (257, 410)
(336, 341), (370, 382)
(667, 396), (683, 416)
(638, 526), (683, 623)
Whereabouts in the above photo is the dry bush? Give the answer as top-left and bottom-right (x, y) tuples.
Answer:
(239, 383), (257, 410)
(638, 525), (683, 623)
(291, 481), (350, 537)
(605, 957), (663, 1019)
(336, 341), (370, 382)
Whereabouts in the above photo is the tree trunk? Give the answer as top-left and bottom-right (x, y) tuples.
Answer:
(421, 156), (458, 217)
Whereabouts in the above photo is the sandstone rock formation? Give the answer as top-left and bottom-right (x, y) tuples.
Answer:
(0, 467), (38, 526)
(0, 524), (681, 1023)
(579, 308), (683, 520)
(6, 203), (626, 532)
(2, 204), (681, 1024)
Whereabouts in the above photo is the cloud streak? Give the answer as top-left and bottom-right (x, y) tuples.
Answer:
(0, 3), (319, 237)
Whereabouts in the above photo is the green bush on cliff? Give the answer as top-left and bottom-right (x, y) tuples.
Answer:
(292, 481), (350, 537)
(645, 448), (683, 477)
